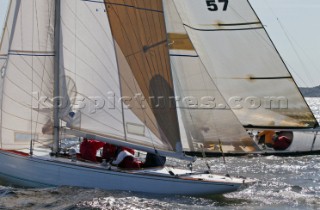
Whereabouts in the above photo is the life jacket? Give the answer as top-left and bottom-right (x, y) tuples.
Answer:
(102, 144), (135, 162)
(273, 136), (292, 150)
(80, 139), (105, 162)
(112, 150), (142, 169)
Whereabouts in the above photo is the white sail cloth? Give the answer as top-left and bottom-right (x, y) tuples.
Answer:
(164, 0), (259, 153)
(59, 0), (181, 153)
(171, 0), (318, 128)
(0, 0), (55, 150)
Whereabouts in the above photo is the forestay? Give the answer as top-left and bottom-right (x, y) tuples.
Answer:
(172, 0), (318, 129)
(164, 0), (259, 153)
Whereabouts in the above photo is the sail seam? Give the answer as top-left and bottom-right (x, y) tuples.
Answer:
(217, 22), (261, 26)
(248, 76), (291, 80)
(183, 24), (263, 32)
(170, 54), (199, 58)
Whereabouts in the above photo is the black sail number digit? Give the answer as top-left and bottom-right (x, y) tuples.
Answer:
(206, 0), (218, 11)
(219, 0), (229, 11)
(206, 0), (228, 11)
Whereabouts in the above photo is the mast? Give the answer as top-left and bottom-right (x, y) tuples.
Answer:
(53, 0), (61, 154)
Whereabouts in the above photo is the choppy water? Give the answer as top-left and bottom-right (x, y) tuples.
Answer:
(1, 155), (320, 210)
(1, 98), (319, 209)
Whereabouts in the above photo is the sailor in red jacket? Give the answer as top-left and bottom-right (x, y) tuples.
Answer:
(273, 135), (292, 150)
(79, 138), (105, 162)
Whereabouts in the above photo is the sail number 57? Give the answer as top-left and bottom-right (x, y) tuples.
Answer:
(206, 0), (228, 11)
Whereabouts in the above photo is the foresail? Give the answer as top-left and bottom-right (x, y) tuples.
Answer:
(105, 0), (181, 151)
(60, 0), (180, 152)
(0, 0), (55, 150)
(164, 0), (259, 153)
(172, 0), (318, 129)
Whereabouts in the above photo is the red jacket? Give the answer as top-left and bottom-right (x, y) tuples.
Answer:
(80, 139), (105, 162)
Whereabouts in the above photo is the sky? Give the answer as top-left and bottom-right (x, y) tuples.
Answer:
(0, 0), (319, 87)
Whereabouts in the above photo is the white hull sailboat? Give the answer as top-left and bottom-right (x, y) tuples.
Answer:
(0, 149), (249, 195)
(0, 0), (253, 195)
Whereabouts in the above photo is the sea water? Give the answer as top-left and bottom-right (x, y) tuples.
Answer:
(0, 98), (320, 210)
(1, 156), (320, 209)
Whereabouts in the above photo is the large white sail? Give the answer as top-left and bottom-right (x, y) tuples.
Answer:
(59, 0), (181, 153)
(172, 0), (318, 129)
(0, 0), (55, 150)
(164, 0), (258, 153)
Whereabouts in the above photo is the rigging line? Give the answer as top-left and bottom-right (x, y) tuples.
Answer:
(62, 1), (119, 80)
(170, 63), (195, 149)
(0, 0), (19, 149)
(107, 2), (165, 96)
(6, 58), (53, 92)
(4, 75), (51, 106)
(31, 0), (35, 154)
(247, 0), (317, 124)
(262, 0), (309, 87)
(33, 1), (55, 139)
(74, 0), (78, 122)
(63, 67), (123, 113)
(115, 3), (156, 90)
(112, 0), (159, 89)
(0, 0), (12, 50)
(2, 109), (48, 127)
(82, 2), (118, 70)
(62, 89), (125, 127)
(8, 50), (54, 84)
(277, 19), (315, 86)
(59, 21), (120, 90)
(62, 45), (121, 93)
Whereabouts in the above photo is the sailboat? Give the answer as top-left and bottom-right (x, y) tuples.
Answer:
(164, 0), (320, 157)
(0, 0), (254, 195)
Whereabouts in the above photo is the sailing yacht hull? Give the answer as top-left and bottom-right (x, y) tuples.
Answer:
(0, 150), (249, 195)
(187, 130), (320, 157)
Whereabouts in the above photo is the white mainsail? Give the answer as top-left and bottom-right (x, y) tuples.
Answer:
(171, 0), (318, 129)
(164, 0), (259, 153)
(0, 0), (55, 150)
